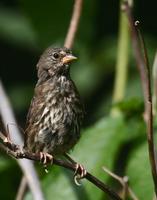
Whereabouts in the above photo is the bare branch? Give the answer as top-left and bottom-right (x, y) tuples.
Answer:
(122, 1), (157, 196)
(0, 80), (45, 200)
(102, 166), (139, 200)
(64, 0), (83, 49)
(152, 52), (157, 116)
(0, 133), (122, 200)
(16, 176), (28, 200)
(0, 0), (83, 198)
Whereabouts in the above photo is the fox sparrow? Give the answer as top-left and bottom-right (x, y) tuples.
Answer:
(24, 47), (86, 180)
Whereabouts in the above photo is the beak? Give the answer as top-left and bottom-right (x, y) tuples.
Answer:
(62, 55), (77, 64)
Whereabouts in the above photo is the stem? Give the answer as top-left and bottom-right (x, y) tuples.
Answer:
(0, 137), (122, 200)
(64, 0), (83, 49)
(152, 52), (157, 116)
(111, 0), (130, 116)
(0, 81), (45, 200)
(123, 1), (157, 196)
(16, 176), (28, 200)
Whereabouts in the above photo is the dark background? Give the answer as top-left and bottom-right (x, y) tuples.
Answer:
(1, 0), (156, 126)
(0, 0), (157, 199)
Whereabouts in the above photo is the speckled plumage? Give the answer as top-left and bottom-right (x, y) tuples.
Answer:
(24, 47), (84, 156)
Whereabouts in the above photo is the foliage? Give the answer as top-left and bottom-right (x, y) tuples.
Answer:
(127, 140), (154, 200)
(0, 0), (157, 200)
(25, 116), (127, 200)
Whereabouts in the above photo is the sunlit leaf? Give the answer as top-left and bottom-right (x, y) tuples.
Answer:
(127, 141), (154, 200)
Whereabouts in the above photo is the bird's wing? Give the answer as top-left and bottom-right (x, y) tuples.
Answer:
(25, 84), (46, 129)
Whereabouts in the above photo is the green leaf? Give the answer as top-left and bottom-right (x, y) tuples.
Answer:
(25, 116), (126, 200)
(127, 141), (154, 200)
(70, 116), (127, 200)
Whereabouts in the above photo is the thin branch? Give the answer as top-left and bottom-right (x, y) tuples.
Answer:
(0, 81), (22, 144)
(152, 52), (157, 116)
(64, 0), (83, 49)
(0, 134), (122, 200)
(128, 188), (139, 200)
(0, 1), (122, 199)
(0, 80), (45, 200)
(134, 21), (149, 78)
(16, 176), (28, 200)
(122, 1), (157, 196)
(1, 1), (83, 199)
(0, 0), (83, 198)
(103, 166), (139, 200)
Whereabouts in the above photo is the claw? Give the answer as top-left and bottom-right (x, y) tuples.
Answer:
(74, 163), (87, 186)
(4, 137), (9, 143)
(74, 175), (81, 186)
(39, 152), (53, 166)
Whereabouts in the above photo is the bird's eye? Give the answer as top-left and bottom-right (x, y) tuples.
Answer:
(53, 52), (59, 59)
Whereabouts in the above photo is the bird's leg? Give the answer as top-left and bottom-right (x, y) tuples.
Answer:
(39, 152), (53, 166)
(64, 153), (87, 185)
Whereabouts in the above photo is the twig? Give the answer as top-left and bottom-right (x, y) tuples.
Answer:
(103, 166), (139, 200)
(1, 1), (82, 199)
(64, 0), (83, 49)
(0, 80), (45, 200)
(16, 176), (28, 200)
(103, 166), (128, 199)
(152, 52), (157, 116)
(122, 1), (157, 196)
(0, 0), (83, 198)
(128, 188), (139, 200)
(0, 134), (122, 200)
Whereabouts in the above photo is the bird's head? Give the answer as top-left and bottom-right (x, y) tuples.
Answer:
(37, 47), (77, 81)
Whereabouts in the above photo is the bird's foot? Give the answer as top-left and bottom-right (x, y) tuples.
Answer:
(74, 163), (87, 186)
(39, 152), (53, 166)
(64, 154), (87, 185)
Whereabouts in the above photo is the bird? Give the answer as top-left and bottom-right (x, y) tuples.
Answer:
(24, 47), (86, 180)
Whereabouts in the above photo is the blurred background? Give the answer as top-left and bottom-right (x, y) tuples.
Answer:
(0, 0), (157, 199)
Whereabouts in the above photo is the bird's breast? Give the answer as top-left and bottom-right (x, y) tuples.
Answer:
(40, 76), (83, 126)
